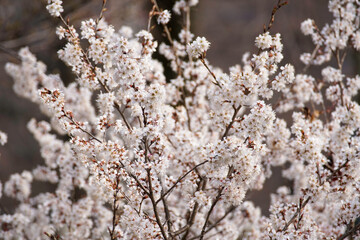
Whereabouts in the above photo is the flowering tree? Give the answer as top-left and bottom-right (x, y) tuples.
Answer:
(1, 0), (360, 239)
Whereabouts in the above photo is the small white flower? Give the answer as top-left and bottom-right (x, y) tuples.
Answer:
(255, 32), (273, 50)
(301, 19), (315, 36)
(55, 26), (66, 40)
(80, 19), (96, 40)
(119, 26), (133, 38)
(46, 0), (63, 17)
(179, 29), (194, 43)
(0, 131), (7, 146)
(173, 0), (186, 15)
(352, 31), (360, 50)
(322, 66), (343, 83)
(187, 36), (210, 58)
(157, 10), (171, 25)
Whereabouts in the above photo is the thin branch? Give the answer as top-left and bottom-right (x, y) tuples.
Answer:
(0, 44), (21, 61)
(221, 105), (242, 140)
(282, 196), (311, 231)
(264, 0), (288, 33)
(113, 101), (132, 131)
(156, 160), (209, 205)
(150, 0), (182, 75)
(337, 218), (360, 240)
(303, 44), (320, 72)
(187, 205), (236, 240)
(159, 177), (174, 237)
(62, 110), (102, 143)
(96, 0), (107, 24)
(147, 168), (169, 240)
(199, 57), (221, 88)
(109, 175), (120, 240)
(142, 135), (168, 240)
(282, 158), (350, 232)
(326, 159), (349, 182)
(203, 205), (236, 235)
(195, 103), (241, 239)
(181, 178), (206, 239)
(198, 187), (224, 240)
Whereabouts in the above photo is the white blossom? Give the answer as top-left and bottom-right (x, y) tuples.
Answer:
(187, 36), (210, 58)
(2, 0), (360, 239)
(46, 0), (63, 17)
(301, 19), (315, 35)
(0, 131), (7, 146)
(255, 31), (273, 49)
(157, 10), (171, 25)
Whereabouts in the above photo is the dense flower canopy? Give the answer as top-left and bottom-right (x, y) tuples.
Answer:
(1, 0), (360, 239)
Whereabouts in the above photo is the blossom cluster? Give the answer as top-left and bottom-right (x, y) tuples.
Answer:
(1, 0), (360, 239)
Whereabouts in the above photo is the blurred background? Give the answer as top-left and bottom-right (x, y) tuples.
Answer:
(0, 0), (353, 213)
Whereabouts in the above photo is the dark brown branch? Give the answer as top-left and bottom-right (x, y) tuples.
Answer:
(150, 0), (182, 75)
(199, 57), (221, 88)
(147, 168), (169, 240)
(221, 105), (242, 140)
(113, 101), (132, 131)
(159, 177), (174, 237)
(181, 178), (206, 239)
(62, 110), (102, 143)
(337, 218), (360, 240)
(187, 205), (237, 240)
(282, 196), (311, 231)
(282, 158), (350, 232)
(155, 160), (209, 206)
(326, 159), (349, 182)
(203, 205), (236, 235)
(264, 0), (288, 33)
(142, 135), (168, 240)
(109, 175), (120, 240)
(198, 187), (224, 240)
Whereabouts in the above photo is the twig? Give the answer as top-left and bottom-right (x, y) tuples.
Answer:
(221, 105), (242, 140)
(203, 205), (236, 235)
(188, 205), (236, 240)
(0, 27), (52, 49)
(0, 44), (21, 61)
(149, 0), (182, 75)
(155, 160), (209, 205)
(199, 57), (221, 88)
(96, 0), (107, 24)
(180, 178), (206, 239)
(326, 159), (349, 182)
(159, 177), (174, 236)
(337, 218), (360, 240)
(147, 168), (169, 240)
(282, 196), (311, 231)
(195, 104), (242, 239)
(142, 135), (169, 240)
(303, 44), (320, 72)
(198, 187), (224, 240)
(264, 0), (288, 33)
(109, 175), (120, 240)
(62, 110), (102, 143)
